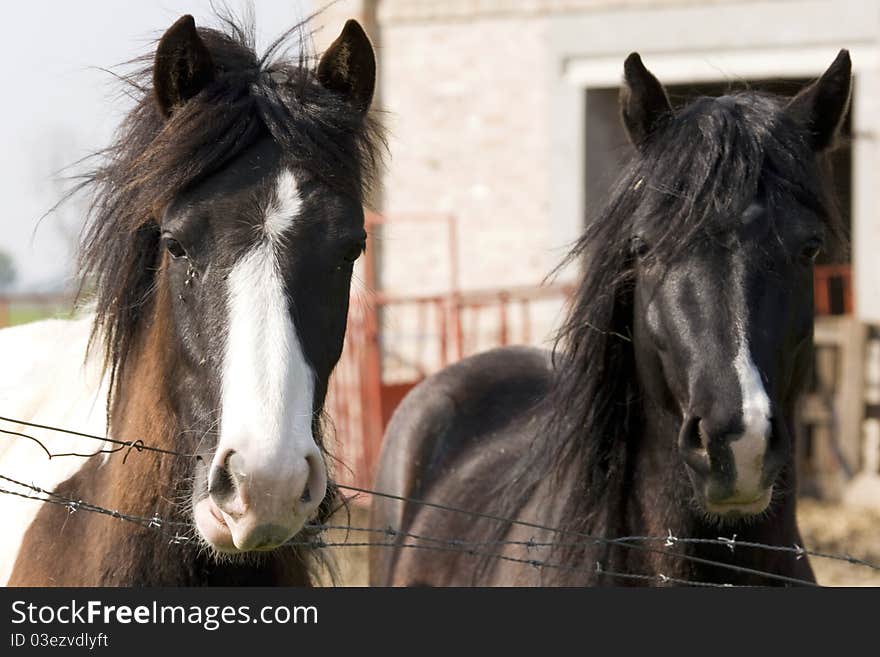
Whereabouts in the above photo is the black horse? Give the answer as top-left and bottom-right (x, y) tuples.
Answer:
(370, 51), (852, 586)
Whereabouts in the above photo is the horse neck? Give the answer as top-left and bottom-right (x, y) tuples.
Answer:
(89, 288), (314, 585)
(606, 399), (808, 585)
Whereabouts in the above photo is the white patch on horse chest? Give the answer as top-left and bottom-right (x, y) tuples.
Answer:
(0, 316), (109, 584)
(730, 253), (771, 494)
(218, 168), (317, 480)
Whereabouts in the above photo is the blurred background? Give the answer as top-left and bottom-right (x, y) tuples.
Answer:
(1, 0), (878, 584)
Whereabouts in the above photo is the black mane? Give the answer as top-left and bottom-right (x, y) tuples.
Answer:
(489, 90), (842, 574)
(76, 12), (385, 404)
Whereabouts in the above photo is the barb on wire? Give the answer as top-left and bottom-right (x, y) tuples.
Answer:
(0, 473), (191, 537)
(295, 537), (740, 587)
(0, 415), (189, 459)
(620, 532), (880, 572)
(0, 425), (148, 462)
(290, 536), (741, 588)
(718, 535), (737, 553)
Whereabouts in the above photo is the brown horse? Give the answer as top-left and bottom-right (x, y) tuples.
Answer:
(370, 51), (851, 586)
(0, 12), (383, 585)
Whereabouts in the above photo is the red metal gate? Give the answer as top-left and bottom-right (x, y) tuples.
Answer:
(325, 212), (573, 493)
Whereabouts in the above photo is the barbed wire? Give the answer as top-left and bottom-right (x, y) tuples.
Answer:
(0, 477), (735, 587)
(0, 474), (193, 546)
(0, 421), (845, 585)
(334, 484), (822, 586)
(290, 538), (737, 587)
(1, 414), (877, 586)
(4, 470), (878, 586)
(0, 415), (188, 459)
(641, 530), (880, 571)
(0, 427), (149, 463)
(311, 522), (880, 573)
(0, 471), (826, 587)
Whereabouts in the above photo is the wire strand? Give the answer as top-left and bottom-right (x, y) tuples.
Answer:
(0, 415), (189, 458)
(335, 484), (821, 586)
(2, 415), (874, 585)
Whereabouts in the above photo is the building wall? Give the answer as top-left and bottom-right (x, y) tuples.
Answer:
(316, 1), (567, 303)
(379, 12), (557, 297)
(314, 0), (880, 323)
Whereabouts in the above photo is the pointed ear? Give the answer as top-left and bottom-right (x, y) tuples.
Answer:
(317, 19), (376, 114)
(784, 50), (852, 151)
(153, 15), (215, 118)
(620, 53), (672, 148)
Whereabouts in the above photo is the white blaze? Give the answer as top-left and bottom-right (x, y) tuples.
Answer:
(218, 168), (319, 494)
(263, 169), (300, 242)
(730, 254), (771, 495)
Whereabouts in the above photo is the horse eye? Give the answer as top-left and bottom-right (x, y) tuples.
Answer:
(630, 236), (650, 258)
(342, 243), (365, 265)
(164, 237), (187, 260)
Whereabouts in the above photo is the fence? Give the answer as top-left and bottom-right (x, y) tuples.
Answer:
(798, 265), (880, 499)
(0, 419), (878, 587)
(326, 282), (573, 491)
(324, 211), (575, 490)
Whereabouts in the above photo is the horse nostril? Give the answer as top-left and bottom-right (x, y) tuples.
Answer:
(768, 416), (784, 450)
(208, 450), (240, 508)
(678, 416), (710, 475)
(294, 453), (325, 514)
(680, 416), (706, 452)
(695, 419), (711, 451)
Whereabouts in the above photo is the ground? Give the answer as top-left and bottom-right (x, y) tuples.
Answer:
(797, 499), (880, 586)
(316, 505), (371, 587)
(318, 501), (880, 587)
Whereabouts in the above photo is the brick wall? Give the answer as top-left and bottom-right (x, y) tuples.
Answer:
(379, 13), (555, 295)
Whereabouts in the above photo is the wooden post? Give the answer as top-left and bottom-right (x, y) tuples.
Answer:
(810, 315), (867, 498)
(836, 317), (866, 474)
(360, 213), (385, 487)
(813, 343), (839, 497)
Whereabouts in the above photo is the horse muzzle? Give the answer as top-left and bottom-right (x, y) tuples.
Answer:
(194, 447), (327, 552)
(678, 415), (786, 517)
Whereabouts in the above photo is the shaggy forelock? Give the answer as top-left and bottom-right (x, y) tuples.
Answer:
(472, 89), (841, 583)
(75, 11), (384, 409)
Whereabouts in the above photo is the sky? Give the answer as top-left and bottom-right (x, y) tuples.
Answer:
(0, 0), (313, 292)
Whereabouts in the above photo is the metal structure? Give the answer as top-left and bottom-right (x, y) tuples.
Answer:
(326, 212), (573, 491)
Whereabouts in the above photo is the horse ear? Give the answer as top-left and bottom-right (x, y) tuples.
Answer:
(317, 19), (376, 114)
(153, 15), (215, 118)
(784, 50), (852, 151)
(620, 53), (672, 148)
